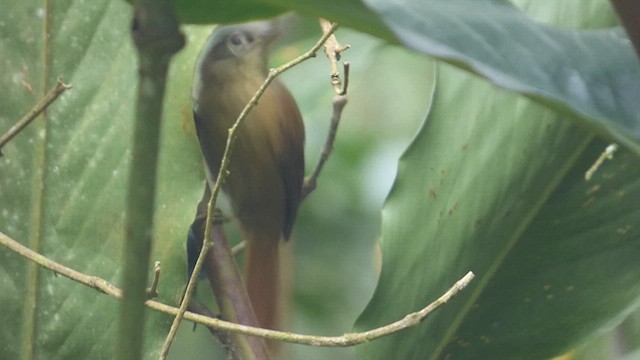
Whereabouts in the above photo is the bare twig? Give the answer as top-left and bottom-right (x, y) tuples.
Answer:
(0, 78), (71, 156)
(302, 95), (348, 198)
(585, 143), (619, 181)
(160, 22), (342, 359)
(319, 19), (351, 95)
(0, 229), (474, 347)
(146, 261), (161, 298)
(232, 240), (246, 256)
(301, 20), (351, 198)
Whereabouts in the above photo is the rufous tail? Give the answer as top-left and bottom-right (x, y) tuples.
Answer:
(245, 237), (281, 332)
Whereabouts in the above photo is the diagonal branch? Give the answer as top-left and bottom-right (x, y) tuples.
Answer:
(302, 19), (351, 198)
(0, 229), (474, 347)
(302, 95), (348, 199)
(0, 78), (71, 156)
(319, 18), (351, 95)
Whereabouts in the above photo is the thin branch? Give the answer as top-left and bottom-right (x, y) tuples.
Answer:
(146, 261), (161, 298)
(232, 240), (246, 256)
(301, 20), (351, 198)
(338, 62), (350, 96)
(585, 143), (619, 181)
(0, 78), (71, 156)
(160, 22), (342, 358)
(0, 229), (474, 347)
(302, 95), (348, 199)
(0, 231), (123, 296)
(319, 19), (351, 95)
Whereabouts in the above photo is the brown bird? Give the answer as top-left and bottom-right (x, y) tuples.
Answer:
(189, 20), (305, 332)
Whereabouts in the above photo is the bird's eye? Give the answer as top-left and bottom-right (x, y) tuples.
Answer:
(229, 32), (244, 46)
(226, 31), (257, 57)
(229, 31), (255, 48)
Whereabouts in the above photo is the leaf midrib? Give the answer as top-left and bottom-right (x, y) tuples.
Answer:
(21, 0), (53, 359)
(429, 134), (595, 360)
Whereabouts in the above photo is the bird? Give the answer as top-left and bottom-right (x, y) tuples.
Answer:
(188, 20), (305, 332)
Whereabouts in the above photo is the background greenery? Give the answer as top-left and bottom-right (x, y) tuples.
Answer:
(1, 0), (639, 359)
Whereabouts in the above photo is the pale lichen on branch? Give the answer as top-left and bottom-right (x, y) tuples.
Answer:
(319, 18), (351, 95)
(585, 143), (619, 181)
(302, 19), (351, 197)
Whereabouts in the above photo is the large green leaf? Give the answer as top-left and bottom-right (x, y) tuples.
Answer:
(441, 141), (640, 359)
(356, 61), (588, 359)
(363, 0), (640, 154)
(4, 0), (638, 359)
(570, 307), (640, 359)
(167, 0), (640, 155)
(354, 1), (640, 358)
(159, 0), (396, 42)
(357, 64), (640, 360)
(0, 2), (46, 358)
(172, 0), (284, 24)
(0, 1), (204, 358)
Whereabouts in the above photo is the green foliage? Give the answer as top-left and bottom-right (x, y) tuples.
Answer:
(356, 62), (640, 359)
(169, 0), (640, 154)
(124, 0), (395, 41)
(0, 1), (203, 358)
(0, 0), (638, 359)
(355, 0), (640, 359)
(364, 0), (640, 154)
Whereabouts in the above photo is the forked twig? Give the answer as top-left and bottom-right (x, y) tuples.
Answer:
(302, 19), (351, 198)
(319, 19), (351, 95)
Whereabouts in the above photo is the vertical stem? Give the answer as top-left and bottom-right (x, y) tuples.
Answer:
(119, 58), (165, 359)
(118, 2), (184, 360)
